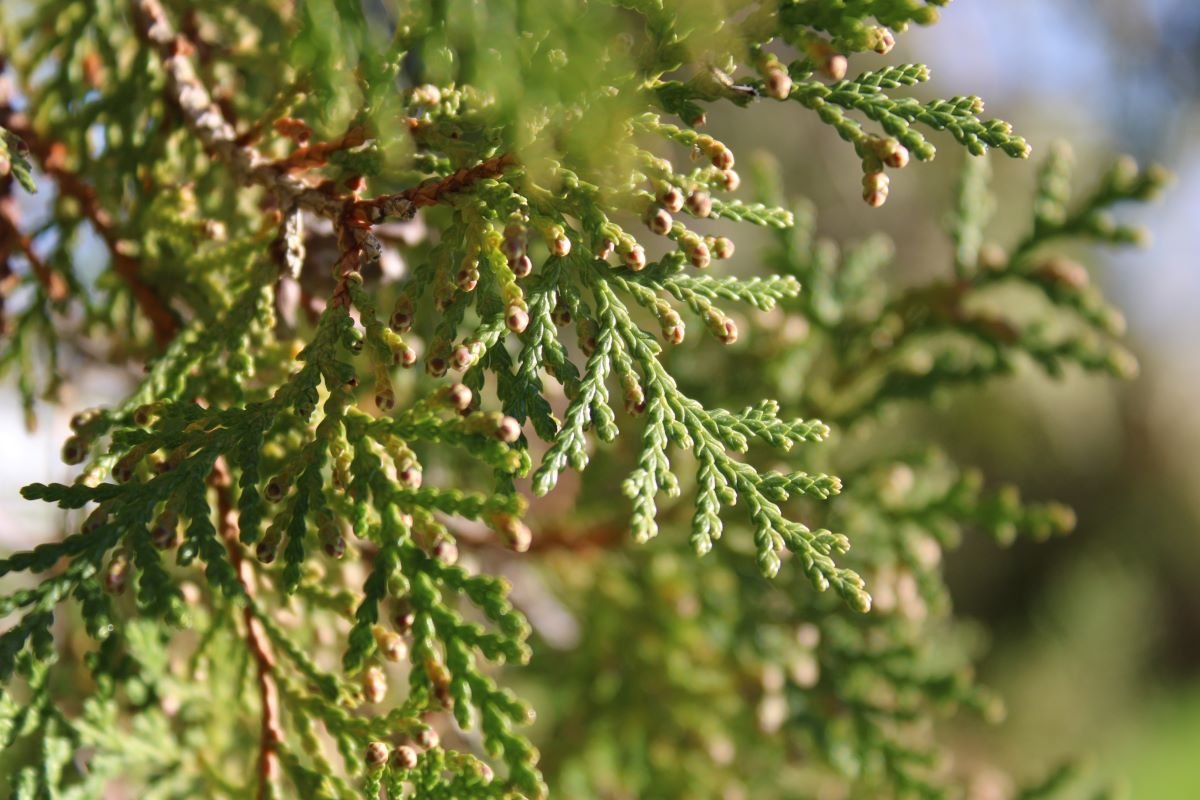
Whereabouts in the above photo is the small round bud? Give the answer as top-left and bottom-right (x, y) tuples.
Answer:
(412, 83), (442, 105)
(83, 504), (109, 532)
(765, 68), (792, 100)
(394, 345), (418, 368)
(425, 352), (448, 377)
(822, 54), (848, 81)
(710, 146), (735, 171)
(393, 606), (416, 634)
(416, 727), (440, 750)
(451, 345), (473, 371)
(256, 537), (277, 563)
(862, 171), (890, 208)
(391, 744), (419, 770)
(365, 742), (389, 769)
(256, 541), (278, 564)
(663, 320), (685, 345)
(506, 305), (530, 334)
(319, 520), (347, 558)
(722, 169), (741, 192)
(495, 515), (532, 553)
(873, 28), (896, 55)
(105, 556), (129, 594)
(446, 383), (473, 411)
(390, 295), (415, 332)
(70, 409), (97, 432)
(978, 243), (1008, 271)
(456, 267), (479, 293)
(552, 236), (571, 258)
(511, 254), (533, 278)
(265, 477), (287, 503)
(660, 187), (685, 213)
(712, 237), (735, 260)
(398, 466), (423, 488)
(432, 539), (458, 565)
(624, 245), (646, 271)
(719, 318), (738, 344)
(597, 238), (616, 260)
(376, 629), (409, 662)
(495, 415), (521, 443)
(62, 435), (88, 466)
(133, 404), (155, 427)
(885, 145), (909, 170)
(647, 207), (673, 236)
(112, 454), (139, 484)
(375, 389), (396, 412)
(503, 223), (526, 259)
(686, 190), (712, 218)
(690, 242), (711, 269)
(1038, 257), (1089, 290)
(576, 317), (598, 355)
(390, 310), (413, 332)
(363, 665), (387, 703)
(872, 137), (910, 169)
(324, 533), (346, 559)
(151, 513), (179, 550)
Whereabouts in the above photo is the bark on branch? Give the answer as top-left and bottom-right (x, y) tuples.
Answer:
(213, 462), (282, 800)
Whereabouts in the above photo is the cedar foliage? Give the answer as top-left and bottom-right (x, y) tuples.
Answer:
(0, 1), (1168, 798)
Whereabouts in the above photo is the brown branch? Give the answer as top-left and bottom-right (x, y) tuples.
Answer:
(353, 152), (521, 223)
(213, 461), (282, 799)
(0, 195), (68, 302)
(453, 519), (626, 554)
(527, 522), (625, 553)
(3, 116), (179, 345)
(1, 63), (70, 306)
(133, 0), (518, 231)
(273, 125), (367, 173)
(134, 0), (352, 219)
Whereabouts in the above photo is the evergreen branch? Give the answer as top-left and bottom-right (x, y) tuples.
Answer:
(135, 0), (519, 235)
(0, 3), (1162, 798)
(215, 466), (284, 800)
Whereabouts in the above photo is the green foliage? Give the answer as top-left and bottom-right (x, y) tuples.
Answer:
(0, 1), (1168, 799)
(0, 127), (36, 193)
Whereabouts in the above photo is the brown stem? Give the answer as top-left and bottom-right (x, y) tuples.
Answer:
(0, 196), (68, 302)
(213, 462), (282, 799)
(132, 0), (517, 228)
(353, 152), (521, 224)
(2, 117), (179, 345)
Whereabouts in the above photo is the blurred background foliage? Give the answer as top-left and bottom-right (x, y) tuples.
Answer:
(730, 0), (1200, 795)
(1, 0), (1198, 797)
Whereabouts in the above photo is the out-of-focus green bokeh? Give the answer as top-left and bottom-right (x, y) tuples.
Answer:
(681, 0), (1200, 794)
(728, 1), (1200, 795)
